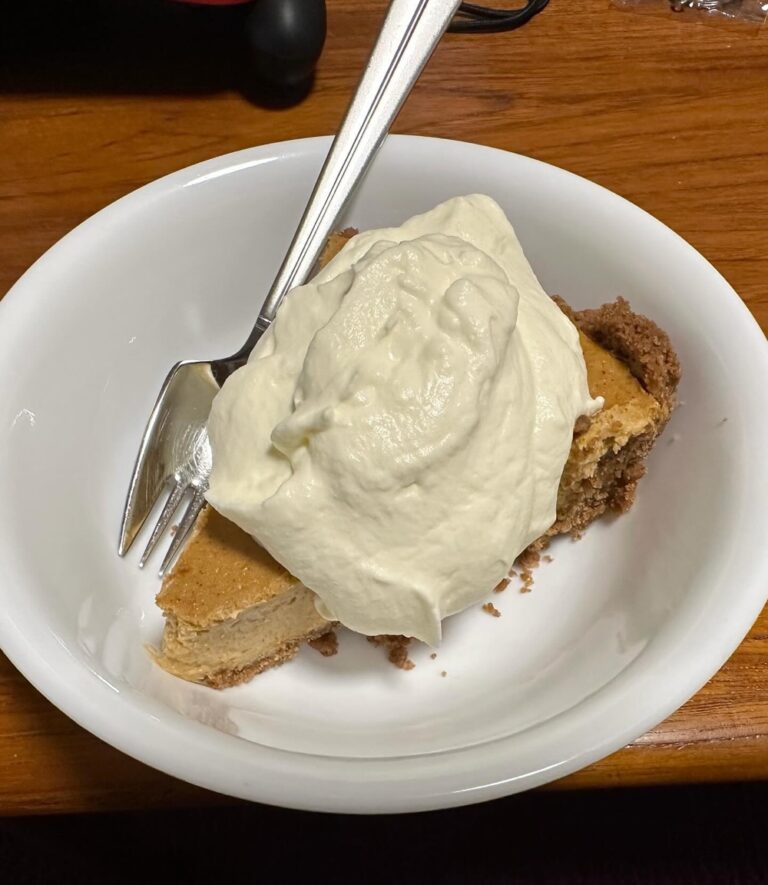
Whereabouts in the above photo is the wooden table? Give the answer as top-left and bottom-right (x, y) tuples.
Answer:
(1, 0), (766, 815)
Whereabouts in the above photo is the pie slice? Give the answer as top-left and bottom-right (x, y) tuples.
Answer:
(150, 507), (331, 687)
(152, 234), (680, 688)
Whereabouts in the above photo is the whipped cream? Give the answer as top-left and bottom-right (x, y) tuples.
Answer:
(206, 195), (602, 645)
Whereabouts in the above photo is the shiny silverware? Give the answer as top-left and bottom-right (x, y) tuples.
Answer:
(118, 0), (462, 576)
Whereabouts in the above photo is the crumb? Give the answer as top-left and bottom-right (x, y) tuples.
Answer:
(493, 578), (510, 593)
(308, 631), (338, 657)
(719, 417), (728, 425)
(574, 414), (591, 435)
(368, 634), (415, 670)
(506, 548), (540, 594)
(517, 547), (540, 572)
(515, 550), (539, 589)
(430, 652), (437, 660)
(482, 602), (501, 618)
(518, 567), (535, 594)
(508, 570), (517, 578)
(441, 671), (447, 677)
(543, 554), (553, 563)
(170, 524), (178, 536)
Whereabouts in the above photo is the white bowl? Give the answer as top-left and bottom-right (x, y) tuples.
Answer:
(1, 136), (766, 813)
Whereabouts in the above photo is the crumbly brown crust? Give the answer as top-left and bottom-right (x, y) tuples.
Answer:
(514, 547), (539, 592)
(368, 634), (415, 670)
(556, 296), (680, 414)
(308, 631), (339, 657)
(544, 427), (658, 541)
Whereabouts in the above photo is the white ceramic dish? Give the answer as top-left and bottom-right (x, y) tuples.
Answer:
(1, 136), (767, 813)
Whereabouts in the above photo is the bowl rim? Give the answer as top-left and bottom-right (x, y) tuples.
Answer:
(1, 134), (767, 814)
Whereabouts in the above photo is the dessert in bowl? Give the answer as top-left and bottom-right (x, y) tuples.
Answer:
(153, 195), (679, 687)
(0, 136), (765, 812)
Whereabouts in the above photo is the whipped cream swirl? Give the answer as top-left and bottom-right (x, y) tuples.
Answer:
(207, 195), (602, 644)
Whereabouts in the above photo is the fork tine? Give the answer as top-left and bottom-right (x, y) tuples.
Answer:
(138, 477), (187, 569)
(118, 451), (167, 557)
(118, 361), (197, 557)
(118, 374), (176, 557)
(158, 485), (208, 579)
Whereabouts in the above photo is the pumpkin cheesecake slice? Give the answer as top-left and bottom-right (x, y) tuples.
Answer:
(152, 296), (679, 688)
(152, 506), (332, 687)
(152, 235), (680, 688)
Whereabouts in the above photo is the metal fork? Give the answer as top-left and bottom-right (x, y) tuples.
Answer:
(118, 0), (462, 577)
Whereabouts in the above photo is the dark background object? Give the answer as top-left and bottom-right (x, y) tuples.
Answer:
(0, 0), (548, 106)
(0, 1), (254, 97)
(3, 782), (768, 884)
(0, 0), (323, 106)
(244, 0), (327, 91)
(450, 0), (550, 33)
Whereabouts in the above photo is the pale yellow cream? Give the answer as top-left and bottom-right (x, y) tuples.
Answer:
(207, 195), (602, 644)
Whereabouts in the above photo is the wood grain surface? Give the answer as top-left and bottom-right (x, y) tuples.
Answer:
(1, 0), (766, 815)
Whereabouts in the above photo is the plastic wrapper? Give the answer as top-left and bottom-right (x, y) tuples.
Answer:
(614, 0), (767, 24)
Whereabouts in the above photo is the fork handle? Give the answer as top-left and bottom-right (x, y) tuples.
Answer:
(237, 0), (461, 357)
